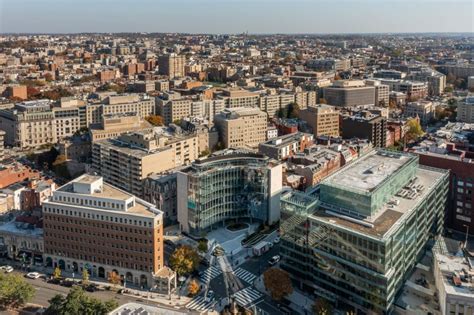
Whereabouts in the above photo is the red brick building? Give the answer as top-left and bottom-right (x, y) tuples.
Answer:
(417, 144), (474, 232)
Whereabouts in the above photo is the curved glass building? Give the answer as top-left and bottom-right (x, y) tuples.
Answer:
(177, 152), (282, 236)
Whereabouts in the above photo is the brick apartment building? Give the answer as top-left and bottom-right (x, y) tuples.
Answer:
(43, 175), (164, 288)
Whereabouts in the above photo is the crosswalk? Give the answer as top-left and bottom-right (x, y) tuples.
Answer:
(232, 287), (263, 307)
(199, 265), (222, 283)
(234, 268), (257, 284)
(185, 296), (216, 312)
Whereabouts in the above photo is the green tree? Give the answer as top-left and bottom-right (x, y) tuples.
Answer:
(53, 266), (62, 279)
(286, 102), (300, 119)
(263, 268), (293, 301)
(169, 245), (201, 276)
(0, 273), (35, 309)
(197, 239), (208, 253)
(277, 107), (287, 118)
(45, 287), (117, 315)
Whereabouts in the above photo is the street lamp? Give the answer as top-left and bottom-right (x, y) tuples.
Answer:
(464, 224), (470, 249)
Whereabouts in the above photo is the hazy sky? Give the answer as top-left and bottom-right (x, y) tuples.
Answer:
(0, 0), (473, 34)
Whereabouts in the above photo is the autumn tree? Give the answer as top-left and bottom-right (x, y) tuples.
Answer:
(312, 298), (333, 315)
(82, 269), (89, 286)
(187, 279), (200, 297)
(405, 118), (424, 142)
(169, 245), (201, 276)
(263, 268), (293, 301)
(319, 98), (327, 104)
(108, 271), (121, 288)
(197, 239), (208, 253)
(53, 266), (62, 279)
(0, 273), (35, 309)
(145, 115), (164, 126)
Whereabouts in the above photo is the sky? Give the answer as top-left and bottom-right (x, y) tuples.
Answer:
(0, 0), (472, 34)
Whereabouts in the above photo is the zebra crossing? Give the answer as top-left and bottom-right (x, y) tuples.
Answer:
(185, 296), (216, 312)
(233, 268), (257, 284)
(199, 265), (222, 283)
(232, 287), (263, 307)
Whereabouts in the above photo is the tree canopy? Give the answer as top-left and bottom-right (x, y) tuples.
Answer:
(312, 298), (333, 315)
(169, 245), (201, 276)
(405, 118), (424, 142)
(0, 273), (35, 309)
(263, 268), (293, 301)
(145, 115), (164, 126)
(45, 287), (117, 315)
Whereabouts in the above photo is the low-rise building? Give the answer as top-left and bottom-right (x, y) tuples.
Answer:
(404, 101), (435, 125)
(258, 132), (314, 160)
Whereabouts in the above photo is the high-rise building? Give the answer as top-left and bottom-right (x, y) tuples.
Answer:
(323, 80), (376, 107)
(92, 130), (198, 197)
(177, 151), (282, 236)
(298, 104), (340, 138)
(158, 54), (185, 79)
(341, 111), (387, 148)
(43, 175), (164, 288)
(214, 107), (267, 149)
(365, 80), (390, 107)
(280, 150), (449, 314)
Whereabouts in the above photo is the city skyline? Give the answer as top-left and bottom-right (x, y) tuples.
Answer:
(0, 0), (473, 34)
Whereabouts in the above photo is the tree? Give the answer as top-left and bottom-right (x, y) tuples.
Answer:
(405, 118), (424, 142)
(45, 287), (117, 315)
(319, 98), (327, 104)
(82, 269), (89, 285)
(169, 245), (201, 276)
(389, 98), (398, 109)
(199, 148), (210, 158)
(52, 154), (70, 179)
(108, 271), (121, 288)
(0, 273), (35, 309)
(286, 102), (300, 119)
(197, 239), (208, 253)
(53, 266), (62, 279)
(145, 115), (164, 126)
(277, 107), (287, 118)
(263, 268), (293, 301)
(312, 298), (333, 315)
(187, 279), (200, 297)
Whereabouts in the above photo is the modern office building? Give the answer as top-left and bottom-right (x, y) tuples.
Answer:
(280, 150), (449, 314)
(298, 104), (340, 138)
(177, 151), (282, 236)
(323, 80), (376, 107)
(341, 111), (387, 148)
(43, 175), (164, 288)
(158, 53), (185, 79)
(214, 107), (268, 149)
(92, 130), (198, 197)
(457, 96), (474, 123)
(380, 79), (429, 101)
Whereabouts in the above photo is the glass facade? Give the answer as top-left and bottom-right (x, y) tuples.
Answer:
(183, 154), (274, 235)
(281, 151), (449, 314)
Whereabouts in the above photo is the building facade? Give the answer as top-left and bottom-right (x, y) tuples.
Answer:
(177, 152), (282, 236)
(298, 104), (340, 138)
(43, 175), (164, 288)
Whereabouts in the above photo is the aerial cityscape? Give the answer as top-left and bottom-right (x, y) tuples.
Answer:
(0, 1), (473, 315)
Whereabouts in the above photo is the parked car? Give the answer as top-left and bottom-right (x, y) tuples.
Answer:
(204, 290), (215, 303)
(47, 278), (61, 285)
(26, 272), (41, 279)
(268, 255), (281, 266)
(60, 279), (75, 287)
(85, 284), (98, 292)
(0, 265), (14, 273)
(164, 239), (175, 247)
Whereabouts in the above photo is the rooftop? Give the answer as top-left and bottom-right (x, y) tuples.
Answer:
(323, 151), (413, 193)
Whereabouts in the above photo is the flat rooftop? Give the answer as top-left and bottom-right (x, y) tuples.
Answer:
(323, 151), (413, 193)
(312, 165), (447, 239)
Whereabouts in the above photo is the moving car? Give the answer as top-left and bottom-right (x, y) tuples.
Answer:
(268, 255), (281, 266)
(26, 272), (41, 279)
(0, 265), (14, 273)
